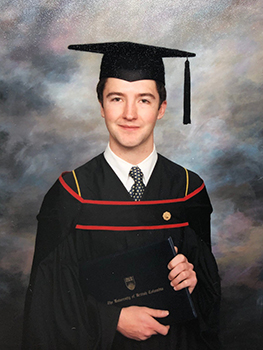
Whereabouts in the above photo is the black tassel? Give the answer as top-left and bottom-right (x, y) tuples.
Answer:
(183, 58), (191, 124)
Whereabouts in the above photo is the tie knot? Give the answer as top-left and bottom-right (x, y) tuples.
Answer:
(129, 166), (143, 181)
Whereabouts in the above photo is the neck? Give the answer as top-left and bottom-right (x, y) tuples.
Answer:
(109, 143), (154, 165)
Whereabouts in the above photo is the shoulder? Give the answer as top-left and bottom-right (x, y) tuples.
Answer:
(157, 154), (204, 195)
(58, 153), (105, 200)
(37, 175), (82, 222)
(37, 155), (105, 217)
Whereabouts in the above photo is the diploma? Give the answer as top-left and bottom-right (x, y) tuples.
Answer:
(79, 237), (197, 324)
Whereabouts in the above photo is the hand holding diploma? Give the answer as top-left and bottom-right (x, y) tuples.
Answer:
(168, 246), (197, 294)
(117, 306), (170, 341)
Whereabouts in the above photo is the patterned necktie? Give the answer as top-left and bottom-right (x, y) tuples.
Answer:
(129, 166), (145, 201)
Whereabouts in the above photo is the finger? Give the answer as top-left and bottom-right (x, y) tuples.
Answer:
(173, 278), (197, 293)
(167, 254), (187, 270)
(170, 268), (190, 284)
(170, 272), (197, 291)
(171, 276), (191, 290)
(146, 308), (169, 319)
(168, 262), (193, 281)
(174, 246), (178, 254)
(152, 321), (170, 336)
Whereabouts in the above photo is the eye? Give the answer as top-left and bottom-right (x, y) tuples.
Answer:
(111, 97), (122, 102)
(140, 99), (150, 104)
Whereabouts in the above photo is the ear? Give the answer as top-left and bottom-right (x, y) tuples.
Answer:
(100, 103), (105, 118)
(157, 100), (167, 120)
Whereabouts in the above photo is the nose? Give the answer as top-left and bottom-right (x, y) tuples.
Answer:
(123, 100), (138, 120)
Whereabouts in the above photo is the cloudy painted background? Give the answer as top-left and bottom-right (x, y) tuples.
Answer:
(1, 0), (262, 348)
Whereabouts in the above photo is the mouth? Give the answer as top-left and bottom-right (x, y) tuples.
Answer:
(119, 125), (140, 131)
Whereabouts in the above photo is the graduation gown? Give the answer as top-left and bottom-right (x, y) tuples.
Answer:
(22, 153), (221, 350)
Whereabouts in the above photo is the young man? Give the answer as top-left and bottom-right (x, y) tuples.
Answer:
(23, 42), (221, 349)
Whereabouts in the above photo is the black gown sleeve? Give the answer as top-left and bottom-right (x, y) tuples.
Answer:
(22, 180), (121, 350)
(181, 228), (221, 350)
(185, 171), (213, 249)
(182, 172), (221, 349)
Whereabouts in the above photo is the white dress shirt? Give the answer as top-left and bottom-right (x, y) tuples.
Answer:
(104, 144), (158, 192)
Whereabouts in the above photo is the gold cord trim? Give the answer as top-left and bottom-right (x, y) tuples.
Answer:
(184, 167), (189, 197)
(72, 170), (81, 197)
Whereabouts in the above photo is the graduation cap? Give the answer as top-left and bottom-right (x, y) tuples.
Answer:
(68, 42), (195, 124)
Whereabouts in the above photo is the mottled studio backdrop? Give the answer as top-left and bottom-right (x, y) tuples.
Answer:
(1, 0), (262, 349)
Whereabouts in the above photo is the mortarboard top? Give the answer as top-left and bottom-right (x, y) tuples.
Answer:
(68, 41), (196, 124)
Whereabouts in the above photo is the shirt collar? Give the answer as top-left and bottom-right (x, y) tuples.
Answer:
(104, 144), (158, 189)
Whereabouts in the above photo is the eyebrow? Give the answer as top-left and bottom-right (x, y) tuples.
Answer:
(105, 92), (124, 98)
(105, 92), (156, 99)
(139, 93), (156, 99)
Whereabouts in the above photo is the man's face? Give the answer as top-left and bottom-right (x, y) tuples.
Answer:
(100, 78), (167, 158)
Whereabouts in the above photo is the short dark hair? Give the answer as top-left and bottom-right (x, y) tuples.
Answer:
(96, 78), (166, 109)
